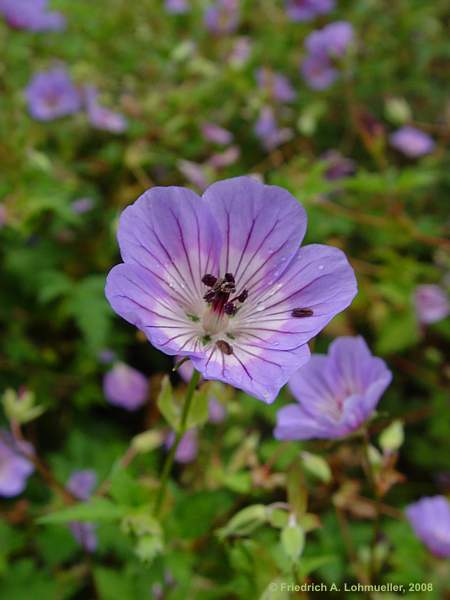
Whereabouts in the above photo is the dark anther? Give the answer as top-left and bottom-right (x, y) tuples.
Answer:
(202, 274), (218, 287)
(224, 302), (238, 316)
(237, 289), (248, 303)
(292, 308), (314, 318)
(216, 340), (234, 355)
(224, 273), (235, 283)
(203, 290), (216, 303)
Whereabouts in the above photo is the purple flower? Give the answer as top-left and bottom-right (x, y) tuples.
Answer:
(105, 176), (357, 403)
(103, 363), (148, 410)
(389, 126), (435, 158)
(71, 197), (94, 214)
(228, 37), (251, 66)
(321, 150), (356, 180)
(67, 469), (97, 501)
(414, 285), (449, 325)
(166, 429), (198, 463)
(208, 146), (240, 169)
(164, 0), (189, 14)
(285, 0), (335, 22)
(0, 0), (65, 32)
(305, 21), (354, 59)
(98, 348), (117, 364)
(177, 160), (209, 191)
(274, 337), (391, 440)
(204, 0), (239, 35)
(67, 470), (97, 552)
(208, 397), (227, 423)
(26, 67), (81, 121)
(202, 123), (234, 145)
(406, 496), (450, 558)
(256, 68), (296, 103)
(301, 54), (338, 90)
(254, 107), (293, 151)
(0, 430), (34, 497)
(85, 86), (127, 133)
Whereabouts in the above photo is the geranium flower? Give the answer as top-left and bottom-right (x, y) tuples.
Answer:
(0, 0), (65, 32)
(165, 429), (198, 463)
(26, 67), (81, 121)
(255, 68), (296, 104)
(0, 430), (34, 497)
(67, 470), (97, 552)
(85, 86), (127, 133)
(105, 176), (357, 403)
(103, 363), (148, 410)
(414, 284), (449, 325)
(406, 496), (450, 558)
(389, 126), (435, 158)
(274, 336), (391, 439)
(285, 0), (335, 22)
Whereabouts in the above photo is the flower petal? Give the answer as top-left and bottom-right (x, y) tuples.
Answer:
(190, 341), (310, 403)
(117, 186), (222, 307)
(236, 244), (357, 350)
(202, 176), (307, 294)
(274, 403), (332, 440)
(105, 263), (203, 356)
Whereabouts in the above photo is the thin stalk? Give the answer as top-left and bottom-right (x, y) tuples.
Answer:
(153, 369), (200, 516)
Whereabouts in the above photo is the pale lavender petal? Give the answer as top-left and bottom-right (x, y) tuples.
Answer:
(0, 430), (34, 497)
(406, 496), (450, 558)
(414, 285), (449, 324)
(69, 522), (97, 552)
(166, 429), (198, 463)
(202, 123), (234, 145)
(67, 470), (97, 500)
(26, 67), (81, 121)
(103, 363), (148, 410)
(301, 54), (338, 90)
(285, 0), (334, 22)
(390, 126), (435, 158)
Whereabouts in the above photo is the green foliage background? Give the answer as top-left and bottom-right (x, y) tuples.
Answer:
(0, 0), (449, 598)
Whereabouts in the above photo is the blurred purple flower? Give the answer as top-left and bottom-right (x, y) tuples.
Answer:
(0, 430), (34, 497)
(285, 0), (334, 22)
(26, 67), (81, 121)
(178, 159), (209, 191)
(208, 397), (227, 423)
(85, 86), (127, 133)
(0, 0), (65, 32)
(255, 106), (293, 150)
(321, 150), (356, 180)
(105, 176), (357, 402)
(67, 469), (97, 501)
(204, 0), (239, 34)
(256, 68), (296, 103)
(67, 470), (97, 552)
(229, 37), (251, 66)
(275, 337), (391, 440)
(71, 197), (94, 214)
(414, 285), (449, 325)
(166, 429), (198, 463)
(389, 126), (435, 158)
(103, 363), (148, 410)
(202, 123), (234, 145)
(98, 348), (117, 364)
(305, 21), (354, 58)
(301, 54), (338, 90)
(164, 0), (189, 14)
(208, 146), (240, 169)
(406, 496), (450, 558)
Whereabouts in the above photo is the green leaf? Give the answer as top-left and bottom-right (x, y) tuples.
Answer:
(301, 451), (332, 483)
(38, 498), (126, 525)
(217, 504), (268, 540)
(379, 420), (404, 454)
(157, 376), (179, 429)
(186, 387), (209, 429)
(281, 520), (305, 562)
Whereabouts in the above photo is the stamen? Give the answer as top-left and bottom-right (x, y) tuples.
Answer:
(292, 308), (314, 318)
(216, 340), (234, 355)
(237, 290), (248, 303)
(224, 302), (238, 316)
(202, 274), (218, 287)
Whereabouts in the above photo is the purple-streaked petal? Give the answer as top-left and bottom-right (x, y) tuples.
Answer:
(202, 176), (307, 297)
(191, 342), (310, 403)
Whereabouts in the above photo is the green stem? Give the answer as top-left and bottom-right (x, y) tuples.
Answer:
(153, 369), (201, 516)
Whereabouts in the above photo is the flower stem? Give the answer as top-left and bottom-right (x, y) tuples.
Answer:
(362, 429), (382, 584)
(153, 369), (201, 516)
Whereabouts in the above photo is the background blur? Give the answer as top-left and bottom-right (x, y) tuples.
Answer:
(0, 0), (449, 598)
